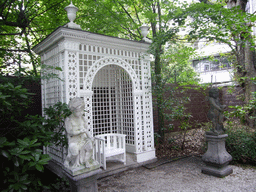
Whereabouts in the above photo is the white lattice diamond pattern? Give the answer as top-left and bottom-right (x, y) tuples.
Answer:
(36, 28), (156, 165)
(68, 52), (78, 99)
(142, 59), (154, 150)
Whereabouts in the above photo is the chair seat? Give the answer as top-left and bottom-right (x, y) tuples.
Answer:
(94, 133), (126, 170)
(105, 147), (125, 157)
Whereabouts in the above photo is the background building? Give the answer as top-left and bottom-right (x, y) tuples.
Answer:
(191, 0), (255, 85)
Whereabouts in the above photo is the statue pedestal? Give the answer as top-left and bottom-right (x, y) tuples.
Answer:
(64, 168), (102, 192)
(202, 133), (233, 177)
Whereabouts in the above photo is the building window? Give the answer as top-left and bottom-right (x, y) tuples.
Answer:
(204, 65), (210, 71)
(193, 56), (231, 72)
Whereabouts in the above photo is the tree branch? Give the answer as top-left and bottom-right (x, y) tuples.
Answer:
(120, 25), (140, 40)
(0, 48), (29, 52)
(0, 32), (22, 36)
(29, 1), (63, 23)
(115, 0), (141, 37)
(157, 0), (162, 31)
(24, 31), (38, 76)
(132, 1), (141, 25)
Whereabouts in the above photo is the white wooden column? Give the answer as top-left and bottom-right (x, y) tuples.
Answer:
(80, 90), (94, 136)
(133, 90), (143, 153)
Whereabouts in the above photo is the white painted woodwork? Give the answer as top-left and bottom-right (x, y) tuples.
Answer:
(94, 134), (126, 170)
(33, 26), (156, 168)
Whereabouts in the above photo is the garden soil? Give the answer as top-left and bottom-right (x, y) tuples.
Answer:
(98, 156), (256, 192)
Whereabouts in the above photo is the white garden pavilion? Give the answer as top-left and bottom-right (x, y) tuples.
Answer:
(32, 3), (155, 173)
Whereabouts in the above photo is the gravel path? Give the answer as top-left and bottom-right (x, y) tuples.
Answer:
(98, 156), (256, 192)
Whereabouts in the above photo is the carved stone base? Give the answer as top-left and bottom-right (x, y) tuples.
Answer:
(202, 163), (233, 178)
(64, 168), (102, 192)
(202, 134), (233, 177)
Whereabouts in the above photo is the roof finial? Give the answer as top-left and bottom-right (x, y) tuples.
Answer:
(64, 1), (81, 29)
(139, 24), (151, 43)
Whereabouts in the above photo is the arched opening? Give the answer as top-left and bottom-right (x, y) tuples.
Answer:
(92, 65), (135, 146)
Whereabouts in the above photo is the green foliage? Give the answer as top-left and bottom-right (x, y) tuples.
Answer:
(225, 91), (256, 126)
(17, 102), (71, 149)
(0, 82), (31, 115)
(76, 0), (143, 40)
(224, 82), (256, 165)
(152, 83), (193, 141)
(178, 3), (256, 50)
(0, 137), (52, 192)
(0, 0), (67, 76)
(42, 102), (72, 146)
(0, 80), (71, 191)
(226, 127), (256, 165)
(0, 81), (33, 132)
(160, 43), (200, 84)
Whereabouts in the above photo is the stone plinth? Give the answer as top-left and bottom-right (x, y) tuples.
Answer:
(64, 168), (102, 192)
(202, 133), (233, 177)
(64, 163), (100, 176)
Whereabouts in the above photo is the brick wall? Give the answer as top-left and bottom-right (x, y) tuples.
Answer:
(1, 77), (244, 133)
(153, 85), (210, 132)
(220, 86), (244, 108)
(153, 85), (244, 133)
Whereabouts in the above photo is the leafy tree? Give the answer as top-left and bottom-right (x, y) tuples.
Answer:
(0, 0), (67, 76)
(177, 0), (256, 106)
(159, 43), (199, 84)
(1, 0), (199, 139)
(75, 0), (143, 40)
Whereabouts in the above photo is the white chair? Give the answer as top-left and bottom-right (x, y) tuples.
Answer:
(94, 134), (126, 170)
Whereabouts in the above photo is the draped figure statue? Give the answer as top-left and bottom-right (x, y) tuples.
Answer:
(64, 97), (95, 169)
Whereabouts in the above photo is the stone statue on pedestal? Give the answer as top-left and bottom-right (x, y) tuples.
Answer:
(207, 88), (226, 135)
(64, 97), (96, 170)
(201, 88), (233, 177)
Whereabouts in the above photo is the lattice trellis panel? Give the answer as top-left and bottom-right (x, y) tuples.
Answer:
(84, 57), (139, 91)
(60, 52), (65, 103)
(67, 51), (78, 99)
(41, 46), (61, 109)
(78, 44), (142, 90)
(91, 65), (135, 145)
(142, 58), (154, 151)
(134, 92), (143, 152)
(34, 27), (156, 165)
(81, 92), (93, 136)
(43, 51), (68, 163)
(41, 46), (66, 159)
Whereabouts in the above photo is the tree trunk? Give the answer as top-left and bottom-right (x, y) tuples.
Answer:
(244, 41), (256, 103)
(228, 0), (256, 127)
(244, 41), (256, 127)
(151, 2), (165, 138)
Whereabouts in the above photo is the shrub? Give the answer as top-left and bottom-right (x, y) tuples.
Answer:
(0, 137), (52, 192)
(17, 102), (71, 148)
(0, 82), (33, 134)
(0, 81), (71, 191)
(226, 127), (256, 165)
(226, 91), (256, 127)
